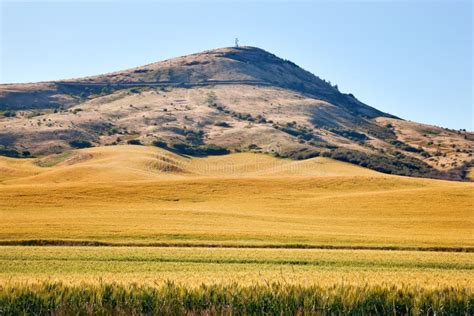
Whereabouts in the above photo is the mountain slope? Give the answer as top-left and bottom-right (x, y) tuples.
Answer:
(0, 47), (388, 118)
(0, 46), (472, 180)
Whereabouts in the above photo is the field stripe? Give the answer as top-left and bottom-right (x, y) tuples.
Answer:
(1, 258), (471, 270)
(1, 239), (472, 253)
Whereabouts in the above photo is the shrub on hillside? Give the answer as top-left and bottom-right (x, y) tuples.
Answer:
(276, 124), (315, 141)
(322, 148), (441, 178)
(184, 129), (204, 145)
(127, 139), (142, 145)
(291, 150), (320, 160)
(214, 121), (231, 128)
(0, 145), (30, 158)
(329, 128), (368, 142)
(171, 143), (229, 156)
(152, 140), (168, 148)
(199, 144), (230, 155)
(389, 140), (426, 154)
(1, 110), (16, 118)
(69, 140), (93, 149)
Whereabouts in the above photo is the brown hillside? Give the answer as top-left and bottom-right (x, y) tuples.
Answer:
(0, 46), (472, 180)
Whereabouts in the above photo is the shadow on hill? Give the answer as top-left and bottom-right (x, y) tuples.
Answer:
(154, 142), (230, 158)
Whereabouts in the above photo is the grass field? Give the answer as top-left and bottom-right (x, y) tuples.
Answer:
(1, 145), (473, 313)
(0, 145), (472, 248)
(1, 246), (473, 314)
(1, 246), (473, 287)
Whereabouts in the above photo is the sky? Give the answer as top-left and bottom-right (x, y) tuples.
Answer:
(0, 0), (472, 130)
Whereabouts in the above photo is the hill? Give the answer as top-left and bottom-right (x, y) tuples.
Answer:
(0, 145), (381, 184)
(0, 46), (472, 180)
(1, 145), (473, 314)
(0, 145), (472, 248)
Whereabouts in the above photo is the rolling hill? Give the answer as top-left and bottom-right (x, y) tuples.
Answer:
(0, 145), (472, 248)
(0, 145), (381, 184)
(0, 46), (472, 180)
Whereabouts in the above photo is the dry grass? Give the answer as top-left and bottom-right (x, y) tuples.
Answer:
(1, 145), (472, 313)
(0, 145), (472, 248)
(376, 117), (474, 171)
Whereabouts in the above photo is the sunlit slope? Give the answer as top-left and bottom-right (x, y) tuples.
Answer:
(0, 156), (42, 182)
(0, 145), (381, 184)
(1, 247), (473, 287)
(468, 167), (474, 180)
(0, 145), (472, 248)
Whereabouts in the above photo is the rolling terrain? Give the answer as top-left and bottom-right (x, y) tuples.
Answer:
(1, 47), (473, 314)
(0, 145), (472, 248)
(1, 146), (472, 313)
(1, 46), (472, 180)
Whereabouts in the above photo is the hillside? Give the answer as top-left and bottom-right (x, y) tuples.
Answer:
(0, 46), (472, 180)
(0, 145), (473, 248)
(0, 145), (380, 185)
(1, 145), (473, 315)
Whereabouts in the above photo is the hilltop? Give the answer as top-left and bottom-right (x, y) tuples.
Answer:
(0, 46), (472, 180)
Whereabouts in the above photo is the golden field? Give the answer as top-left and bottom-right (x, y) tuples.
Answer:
(0, 145), (472, 248)
(1, 145), (473, 313)
(0, 246), (473, 289)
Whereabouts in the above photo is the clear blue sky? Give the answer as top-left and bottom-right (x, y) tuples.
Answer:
(1, 0), (472, 129)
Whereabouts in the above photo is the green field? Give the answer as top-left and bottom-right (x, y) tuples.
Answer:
(1, 246), (473, 287)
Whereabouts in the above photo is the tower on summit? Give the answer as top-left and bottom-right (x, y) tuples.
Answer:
(235, 38), (239, 47)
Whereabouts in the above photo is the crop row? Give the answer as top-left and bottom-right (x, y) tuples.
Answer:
(1, 281), (472, 315)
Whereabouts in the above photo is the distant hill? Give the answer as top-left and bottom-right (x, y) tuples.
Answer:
(0, 46), (472, 180)
(0, 145), (382, 185)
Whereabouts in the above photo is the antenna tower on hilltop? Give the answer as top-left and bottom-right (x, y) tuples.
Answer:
(235, 38), (239, 47)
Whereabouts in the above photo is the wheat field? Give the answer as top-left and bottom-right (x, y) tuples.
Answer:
(0, 145), (473, 247)
(1, 145), (473, 313)
(1, 246), (473, 288)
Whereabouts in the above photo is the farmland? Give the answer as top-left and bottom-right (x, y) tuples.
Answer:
(0, 145), (473, 313)
(1, 246), (473, 314)
(0, 146), (473, 248)
(1, 246), (473, 287)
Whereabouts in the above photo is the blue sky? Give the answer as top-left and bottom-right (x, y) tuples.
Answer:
(0, 0), (472, 130)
